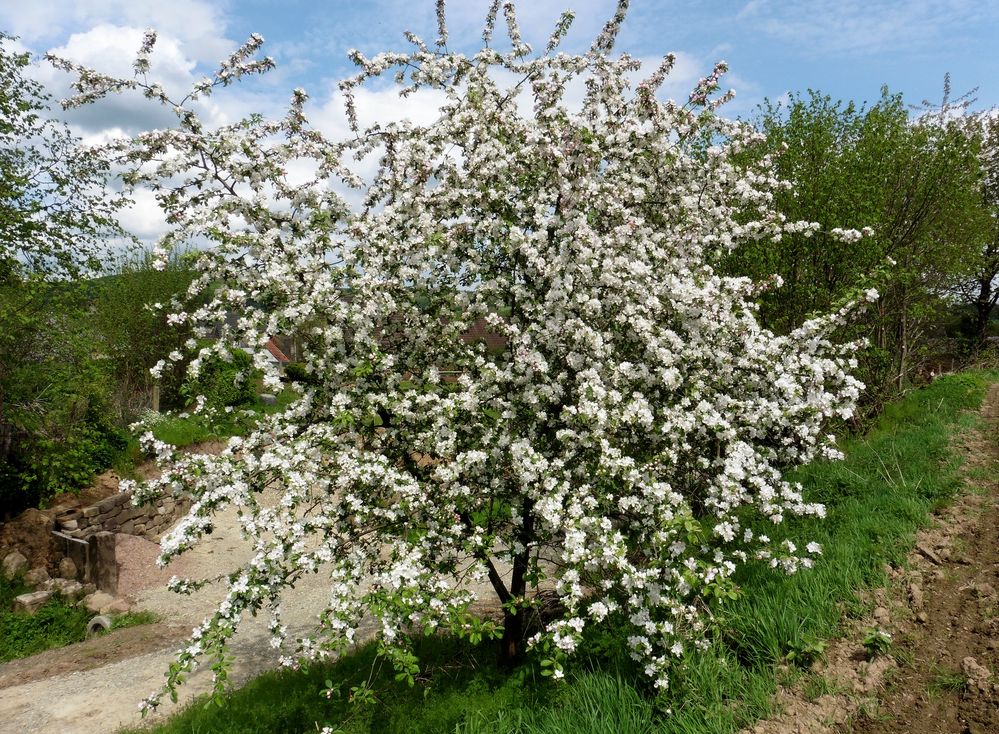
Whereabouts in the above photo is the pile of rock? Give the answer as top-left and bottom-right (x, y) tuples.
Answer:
(2, 548), (133, 618)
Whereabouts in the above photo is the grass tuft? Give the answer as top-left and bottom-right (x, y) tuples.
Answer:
(112, 610), (160, 630)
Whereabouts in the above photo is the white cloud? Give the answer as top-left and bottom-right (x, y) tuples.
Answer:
(0, 0), (233, 64)
(36, 24), (196, 134)
(11, 17), (288, 243)
(35, 22), (290, 138)
(117, 187), (169, 239)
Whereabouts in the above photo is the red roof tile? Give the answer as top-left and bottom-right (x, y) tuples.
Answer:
(265, 336), (291, 364)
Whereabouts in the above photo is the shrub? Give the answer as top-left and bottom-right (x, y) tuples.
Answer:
(184, 347), (256, 411)
(282, 361), (317, 386)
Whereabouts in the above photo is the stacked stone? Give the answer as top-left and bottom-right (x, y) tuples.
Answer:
(62, 491), (191, 542)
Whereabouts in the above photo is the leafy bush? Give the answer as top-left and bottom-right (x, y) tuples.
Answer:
(184, 347), (256, 411)
(0, 35), (125, 513)
(93, 250), (197, 416)
(727, 88), (990, 412)
(28, 412), (128, 494)
(0, 356), (128, 509)
(283, 361), (317, 386)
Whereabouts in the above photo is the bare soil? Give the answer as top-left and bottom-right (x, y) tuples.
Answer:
(745, 382), (999, 734)
(0, 622), (190, 690)
(843, 383), (999, 734)
(0, 507), (60, 574)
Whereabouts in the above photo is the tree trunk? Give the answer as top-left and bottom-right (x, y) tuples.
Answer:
(500, 605), (525, 667)
(498, 497), (535, 667)
(896, 308), (908, 392)
(973, 277), (994, 347)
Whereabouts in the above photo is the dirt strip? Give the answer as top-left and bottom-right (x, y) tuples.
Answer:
(744, 382), (999, 734)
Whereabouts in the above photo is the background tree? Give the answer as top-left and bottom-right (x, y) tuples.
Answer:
(0, 33), (120, 278)
(727, 89), (987, 409)
(0, 34), (126, 512)
(952, 112), (999, 347)
(93, 250), (197, 416)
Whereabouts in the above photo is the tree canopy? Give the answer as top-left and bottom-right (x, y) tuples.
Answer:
(727, 87), (990, 407)
(0, 35), (127, 510)
(52, 1), (879, 710)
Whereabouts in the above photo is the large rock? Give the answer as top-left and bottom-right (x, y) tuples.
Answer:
(962, 656), (992, 693)
(23, 566), (50, 588)
(46, 578), (84, 599)
(58, 556), (78, 580)
(18, 508), (55, 532)
(13, 590), (53, 614)
(103, 598), (132, 615)
(2, 550), (28, 579)
(81, 591), (115, 615)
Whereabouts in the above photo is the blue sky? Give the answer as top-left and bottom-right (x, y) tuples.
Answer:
(5, 0), (997, 118)
(2, 0), (997, 236)
(236, 0), (999, 114)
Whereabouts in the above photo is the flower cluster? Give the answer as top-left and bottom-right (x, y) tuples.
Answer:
(55, 0), (867, 705)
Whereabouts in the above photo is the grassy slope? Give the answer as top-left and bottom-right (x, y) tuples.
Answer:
(123, 370), (998, 734)
(0, 577), (92, 662)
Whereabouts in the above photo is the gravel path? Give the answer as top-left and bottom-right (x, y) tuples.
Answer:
(0, 489), (508, 734)
(0, 496), (358, 734)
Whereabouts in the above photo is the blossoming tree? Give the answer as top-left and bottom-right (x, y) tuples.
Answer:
(52, 0), (870, 706)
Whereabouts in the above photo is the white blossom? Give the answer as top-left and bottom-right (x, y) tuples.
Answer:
(53, 1), (866, 706)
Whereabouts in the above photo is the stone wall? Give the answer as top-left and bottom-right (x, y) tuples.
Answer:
(57, 490), (190, 542)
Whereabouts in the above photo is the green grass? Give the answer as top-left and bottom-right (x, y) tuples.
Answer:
(112, 610), (161, 630)
(121, 637), (557, 734)
(0, 576), (91, 662)
(121, 370), (998, 734)
(150, 389), (298, 448)
(927, 665), (968, 695)
(0, 576), (161, 662)
(149, 412), (235, 447)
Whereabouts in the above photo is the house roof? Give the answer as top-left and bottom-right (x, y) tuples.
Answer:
(265, 337), (291, 364)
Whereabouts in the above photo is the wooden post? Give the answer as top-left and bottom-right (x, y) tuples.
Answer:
(151, 384), (160, 413)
